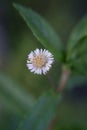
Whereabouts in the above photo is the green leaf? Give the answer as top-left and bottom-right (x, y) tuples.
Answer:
(18, 91), (61, 130)
(67, 15), (87, 60)
(68, 38), (87, 75)
(66, 16), (87, 75)
(0, 73), (34, 113)
(13, 3), (63, 61)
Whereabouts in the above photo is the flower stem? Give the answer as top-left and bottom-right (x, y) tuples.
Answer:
(48, 65), (70, 130)
(57, 65), (70, 93)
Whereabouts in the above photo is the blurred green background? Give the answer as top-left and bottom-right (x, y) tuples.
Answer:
(0, 0), (87, 129)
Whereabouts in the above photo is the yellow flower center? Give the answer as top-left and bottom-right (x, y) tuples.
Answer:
(32, 55), (46, 68)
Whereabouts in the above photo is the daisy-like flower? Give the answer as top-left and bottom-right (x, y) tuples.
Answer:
(27, 49), (54, 75)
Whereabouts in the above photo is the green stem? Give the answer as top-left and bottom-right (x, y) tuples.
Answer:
(57, 65), (70, 93)
(48, 65), (70, 130)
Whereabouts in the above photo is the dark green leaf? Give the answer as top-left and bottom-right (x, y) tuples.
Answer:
(67, 15), (87, 60)
(18, 91), (61, 130)
(72, 57), (87, 75)
(68, 38), (87, 75)
(13, 3), (63, 61)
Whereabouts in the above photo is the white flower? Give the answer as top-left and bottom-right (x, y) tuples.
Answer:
(27, 49), (54, 75)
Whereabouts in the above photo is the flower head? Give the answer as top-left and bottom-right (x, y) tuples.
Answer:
(27, 49), (54, 75)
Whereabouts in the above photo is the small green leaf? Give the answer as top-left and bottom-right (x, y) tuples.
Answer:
(18, 91), (61, 130)
(67, 38), (87, 75)
(71, 57), (87, 75)
(13, 3), (63, 61)
(67, 15), (87, 60)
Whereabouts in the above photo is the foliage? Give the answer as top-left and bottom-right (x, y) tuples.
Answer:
(13, 3), (63, 61)
(18, 91), (60, 130)
(0, 1), (87, 130)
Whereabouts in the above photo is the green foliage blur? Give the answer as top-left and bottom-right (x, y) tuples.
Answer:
(0, 0), (87, 130)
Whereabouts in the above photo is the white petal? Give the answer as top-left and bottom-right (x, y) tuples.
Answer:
(35, 68), (42, 74)
(40, 49), (43, 54)
(42, 67), (47, 74)
(27, 64), (33, 69)
(28, 51), (34, 59)
(48, 59), (54, 64)
(26, 64), (30, 68)
(27, 60), (30, 63)
(31, 68), (36, 72)
(34, 48), (40, 55)
(45, 66), (50, 71)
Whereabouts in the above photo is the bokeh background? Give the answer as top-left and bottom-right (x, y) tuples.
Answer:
(0, 0), (87, 129)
